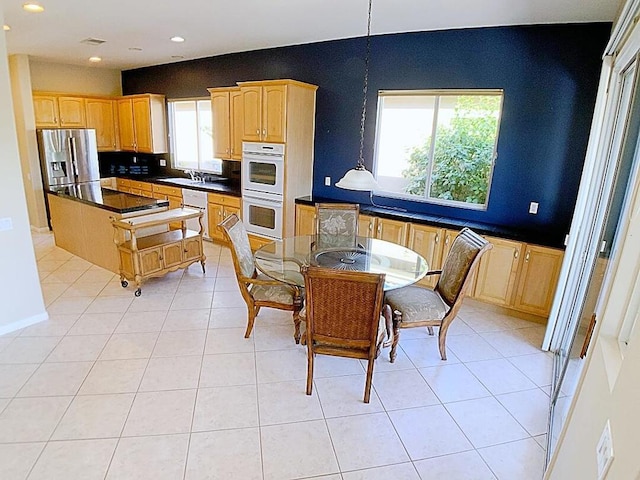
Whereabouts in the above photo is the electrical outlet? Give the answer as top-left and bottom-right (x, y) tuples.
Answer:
(325, 176), (331, 186)
(596, 420), (614, 480)
(529, 202), (539, 214)
(159, 159), (167, 167)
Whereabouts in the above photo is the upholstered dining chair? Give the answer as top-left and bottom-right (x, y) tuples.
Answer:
(220, 214), (303, 343)
(301, 265), (386, 403)
(383, 228), (492, 361)
(315, 203), (360, 249)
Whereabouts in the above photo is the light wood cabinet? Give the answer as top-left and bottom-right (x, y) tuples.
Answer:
(207, 192), (242, 242)
(513, 245), (564, 316)
(358, 214), (377, 237)
(112, 208), (206, 296)
(375, 217), (409, 244)
(239, 82), (287, 142)
(33, 94), (86, 128)
(151, 184), (183, 229)
(408, 224), (445, 287)
(129, 180), (154, 198)
(474, 237), (523, 306)
(86, 98), (118, 151)
(116, 178), (132, 193)
(209, 87), (243, 160)
(295, 204), (316, 236)
(117, 94), (167, 153)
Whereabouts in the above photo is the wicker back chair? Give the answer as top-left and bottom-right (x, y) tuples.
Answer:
(383, 228), (492, 361)
(315, 203), (360, 249)
(302, 265), (386, 403)
(220, 214), (303, 343)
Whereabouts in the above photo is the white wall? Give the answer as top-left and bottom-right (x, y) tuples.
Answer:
(29, 59), (122, 96)
(0, 12), (48, 333)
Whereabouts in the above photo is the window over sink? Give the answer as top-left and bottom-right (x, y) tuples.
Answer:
(168, 98), (222, 174)
(373, 89), (503, 210)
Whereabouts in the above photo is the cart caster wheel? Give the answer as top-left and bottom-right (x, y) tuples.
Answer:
(121, 280), (128, 288)
(134, 289), (141, 297)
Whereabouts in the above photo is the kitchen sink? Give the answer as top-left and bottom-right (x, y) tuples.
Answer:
(157, 177), (227, 187)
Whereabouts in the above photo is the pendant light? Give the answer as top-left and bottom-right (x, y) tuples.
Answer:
(335, 0), (380, 191)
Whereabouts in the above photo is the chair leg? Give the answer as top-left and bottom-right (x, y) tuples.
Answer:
(438, 323), (450, 361)
(306, 343), (314, 396)
(427, 326), (435, 336)
(363, 358), (375, 403)
(382, 304), (393, 347)
(293, 311), (302, 344)
(244, 306), (258, 338)
(390, 310), (402, 363)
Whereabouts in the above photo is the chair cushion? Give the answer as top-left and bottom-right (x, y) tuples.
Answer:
(385, 285), (448, 324)
(250, 275), (296, 304)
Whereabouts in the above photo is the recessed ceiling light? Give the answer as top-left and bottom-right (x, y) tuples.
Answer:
(171, 55), (184, 59)
(23, 2), (44, 13)
(89, 56), (102, 63)
(3, 25), (10, 31)
(128, 47), (142, 51)
(170, 36), (185, 43)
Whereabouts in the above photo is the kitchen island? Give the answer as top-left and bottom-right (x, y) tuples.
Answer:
(47, 181), (169, 273)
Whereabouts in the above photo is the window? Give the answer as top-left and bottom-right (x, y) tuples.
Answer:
(168, 98), (221, 174)
(373, 90), (503, 209)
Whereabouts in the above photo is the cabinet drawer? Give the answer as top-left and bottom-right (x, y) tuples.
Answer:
(117, 178), (132, 189)
(153, 184), (182, 197)
(207, 192), (241, 208)
(129, 180), (153, 192)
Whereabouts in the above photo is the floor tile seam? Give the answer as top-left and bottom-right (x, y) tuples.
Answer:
(504, 354), (553, 388)
(492, 387), (551, 437)
(461, 360), (541, 397)
(441, 398), (533, 450)
(340, 460), (421, 477)
(20, 334), (66, 366)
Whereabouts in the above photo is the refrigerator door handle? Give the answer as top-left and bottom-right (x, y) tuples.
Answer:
(68, 136), (79, 179)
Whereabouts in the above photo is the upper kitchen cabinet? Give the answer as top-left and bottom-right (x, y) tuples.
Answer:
(117, 94), (168, 154)
(208, 87), (243, 160)
(85, 98), (118, 151)
(238, 80), (316, 144)
(33, 93), (86, 128)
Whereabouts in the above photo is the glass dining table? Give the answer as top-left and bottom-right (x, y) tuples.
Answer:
(253, 234), (429, 291)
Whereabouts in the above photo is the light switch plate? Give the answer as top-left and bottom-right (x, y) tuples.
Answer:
(159, 159), (167, 167)
(325, 176), (331, 186)
(529, 202), (539, 214)
(596, 420), (614, 480)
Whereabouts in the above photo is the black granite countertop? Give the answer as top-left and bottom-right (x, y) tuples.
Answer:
(47, 182), (169, 214)
(296, 195), (566, 249)
(115, 175), (242, 197)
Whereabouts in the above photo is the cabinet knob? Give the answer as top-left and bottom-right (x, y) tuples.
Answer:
(525, 252), (530, 262)
(262, 129), (266, 137)
(435, 233), (439, 244)
(514, 251), (519, 259)
(256, 129), (260, 135)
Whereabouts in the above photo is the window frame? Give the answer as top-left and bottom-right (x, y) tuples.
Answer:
(167, 97), (221, 174)
(372, 88), (504, 211)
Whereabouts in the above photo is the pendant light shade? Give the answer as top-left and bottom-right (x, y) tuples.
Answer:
(336, 0), (378, 192)
(335, 164), (379, 190)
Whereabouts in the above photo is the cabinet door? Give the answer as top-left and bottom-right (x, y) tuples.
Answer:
(183, 237), (203, 262)
(441, 229), (459, 261)
(376, 218), (408, 245)
(262, 85), (286, 142)
(241, 86), (262, 141)
(211, 90), (231, 158)
(295, 204), (316, 236)
(139, 248), (163, 275)
(58, 97), (86, 127)
(358, 214), (377, 237)
(230, 89), (244, 160)
(86, 98), (117, 151)
(162, 242), (183, 268)
(473, 237), (523, 306)
(408, 224), (445, 287)
(132, 97), (153, 152)
(513, 245), (564, 316)
(208, 202), (226, 241)
(117, 99), (136, 151)
(33, 95), (59, 127)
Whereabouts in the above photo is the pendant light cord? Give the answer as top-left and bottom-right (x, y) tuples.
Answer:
(358, 0), (373, 169)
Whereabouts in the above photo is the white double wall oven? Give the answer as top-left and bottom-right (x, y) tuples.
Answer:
(241, 142), (285, 239)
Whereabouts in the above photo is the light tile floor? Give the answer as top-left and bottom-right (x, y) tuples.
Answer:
(0, 232), (552, 479)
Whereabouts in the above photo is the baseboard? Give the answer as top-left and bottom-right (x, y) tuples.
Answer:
(0, 312), (49, 336)
(30, 225), (50, 234)
(464, 298), (548, 325)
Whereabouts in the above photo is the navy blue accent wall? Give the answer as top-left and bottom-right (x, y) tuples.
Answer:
(123, 23), (611, 242)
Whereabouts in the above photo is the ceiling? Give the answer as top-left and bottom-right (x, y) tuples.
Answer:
(2, 0), (622, 71)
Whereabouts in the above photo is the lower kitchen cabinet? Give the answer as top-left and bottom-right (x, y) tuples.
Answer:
(513, 244), (564, 316)
(407, 224), (445, 288)
(474, 237), (523, 306)
(295, 204), (316, 236)
(208, 193), (242, 242)
(358, 214), (376, 237)
(151, 184), (183, 229)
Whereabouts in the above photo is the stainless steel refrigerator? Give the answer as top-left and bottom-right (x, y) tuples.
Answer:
(37, 128), (100, 227)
